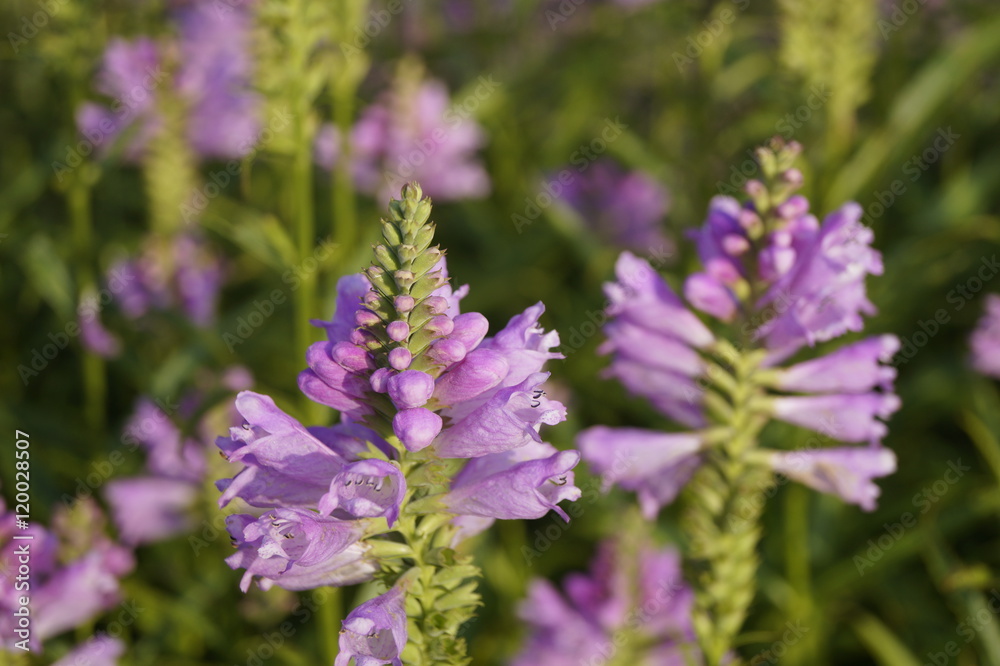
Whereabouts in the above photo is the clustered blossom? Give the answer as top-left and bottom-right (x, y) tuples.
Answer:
(114, 233), (224, 328)
(105, 367), (251, 545)
(77, 0), (260, 162)
(971, 294), (1000, 378)
(217, 185), (578, 662)
(315, 78), (490, 202)
(557, 158), (674, 256)
(512, 539), (698, 666)
(580, 141), (899, 517)
(80, 233), (224, 359)
(0, 497), (133, 656)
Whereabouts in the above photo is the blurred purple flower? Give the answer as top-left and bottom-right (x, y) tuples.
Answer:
(971, 294), (1000, 378)
(769, 446), (897, 511)
(0, 515), (133, 650)
(316, 79), (489, 202)
(79, 306), (122, 359)
(52, 636), (125, 666)
(558, 159), (673, 256)
(512, 539), (697, 665)
(105, 477), (197, 545)
(108, 232), (224, 328)
(78, 0), (259, 162)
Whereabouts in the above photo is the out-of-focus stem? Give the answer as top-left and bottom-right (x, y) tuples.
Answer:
(69, 178), (105, 434)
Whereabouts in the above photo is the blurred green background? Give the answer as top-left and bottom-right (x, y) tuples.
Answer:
(2, 0), (1000, 663)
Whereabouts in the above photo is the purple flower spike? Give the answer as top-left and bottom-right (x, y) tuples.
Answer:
(435, 373), (566, 458)
(769, 446), (897, 511)
(971, 294), (1000, 379)
(393, 408), (443, 452)
(771, 393), (901, 444)
(320, 460), (407, 527)
(336, 585), (408, 666)
(226, 510), (373, 593)
(776, 335), (899, 393)
(578, 427), (703, 519)
(387, 370), (435, 409)
(444, 449), (581, 521)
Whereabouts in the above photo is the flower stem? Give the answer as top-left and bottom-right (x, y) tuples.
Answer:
(317, 587), (342, 664)
(684, 349), (771, 665)
(390, 451), (480, 666)
(68, 175), (105, 435)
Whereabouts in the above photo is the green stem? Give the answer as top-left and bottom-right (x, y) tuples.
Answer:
(331, 2), (359, 267)
(286, 0), (320, 421)
(685, 350), (771, 666)
(317, 587), (343, 664)
(69, 179), (105, 434)
(784, 484), (817, 665)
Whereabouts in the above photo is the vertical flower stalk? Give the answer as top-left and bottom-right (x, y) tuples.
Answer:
(219, 183), (580, 665)
(579, 138), (899, 664)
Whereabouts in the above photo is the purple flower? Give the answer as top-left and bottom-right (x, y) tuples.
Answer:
(443, 445), (581, 522)
(512, 539), (696, 665)
(771, 393), (901, 444)
(774, 335), (899, 393)
(336, 585), (408, 666)
(216, 391), (391, 509)
(0, 520), (134, 651)
(79, 2), (259, 162)
(79, 307), (122, 359)
(757, 203), (884, 357)
(105, 477), (197, 545)
(174, 0), (261, 159)
(557, 159), (673, 255)
(319, 460), (407, 527)
(599, 252), (714, 429)
(578, 427), (703, 519)
(75, 38), (160, 161)
(52, 636), (125, 666)
(225, 509), (374, 592)
(971, 294), (1000, 378)
(108, 233), (224, 327)
(316, 80), (489, 203)
(769, 446), (897, 511)
(124, 398), (205, 482)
